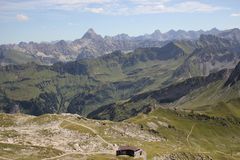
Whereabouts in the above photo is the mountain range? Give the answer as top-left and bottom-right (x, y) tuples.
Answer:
(1, 28), (240, 66)
(0, 31), (239, 118)
(1, 27), (240, 160)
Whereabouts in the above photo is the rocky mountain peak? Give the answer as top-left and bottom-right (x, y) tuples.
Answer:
(112, 33), (131, 40)
(209, 27), (220, 33)
(86, 28), (96, 34)
(152, 29), (161, 35)
(177, 29), (186, 33)
(168, 29), (175, 32)
(82, 28), (102, 40)
(150, 29), (162, 40)
(55, 40), (67, 46)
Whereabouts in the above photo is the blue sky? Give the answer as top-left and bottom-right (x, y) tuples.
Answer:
(0, 0), (240, 44)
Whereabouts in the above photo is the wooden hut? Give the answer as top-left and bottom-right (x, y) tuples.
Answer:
(116, 146), (143, 157)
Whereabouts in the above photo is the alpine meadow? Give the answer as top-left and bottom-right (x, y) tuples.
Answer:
(0, 0), (240, 160)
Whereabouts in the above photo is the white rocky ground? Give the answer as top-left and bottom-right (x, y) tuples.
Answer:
(0, 115), (113, 154)
(0, 113), (161, 159)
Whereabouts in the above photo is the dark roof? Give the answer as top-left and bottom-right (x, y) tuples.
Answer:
(117, 146), (140, 152)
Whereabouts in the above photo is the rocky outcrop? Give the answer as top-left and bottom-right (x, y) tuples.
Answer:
(224, 61), (240, 87)
(173, 35), (240, 80)
(154, 152), (212, 160)
(218, 28), (240, 42)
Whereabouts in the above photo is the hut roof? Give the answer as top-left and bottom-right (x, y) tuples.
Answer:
(118, 146), (140, 152)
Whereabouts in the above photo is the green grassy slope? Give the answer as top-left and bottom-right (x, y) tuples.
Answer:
(0, 109), (239, 160)
(176, 76), (240, 118)
(0, 43), (186, 116)
(0, 49), (38, 65)
(88, 69), (237, 121)
(128, 108), (240, 160)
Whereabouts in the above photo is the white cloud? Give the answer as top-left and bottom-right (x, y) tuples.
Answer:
(45, 0), (111, 10)
(16, 14), (29, 22)
(1, 0), (226, 16)
(85, 7), (104, 13)
(114, 1), (224, 15)
(0, 0), (110, 11)
(231, 13), (240, 17)
(130, 0), (170, 5)
(170, 1), (222, 13)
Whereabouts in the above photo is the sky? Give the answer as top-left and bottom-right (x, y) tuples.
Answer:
(0, 0), (240, 44)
